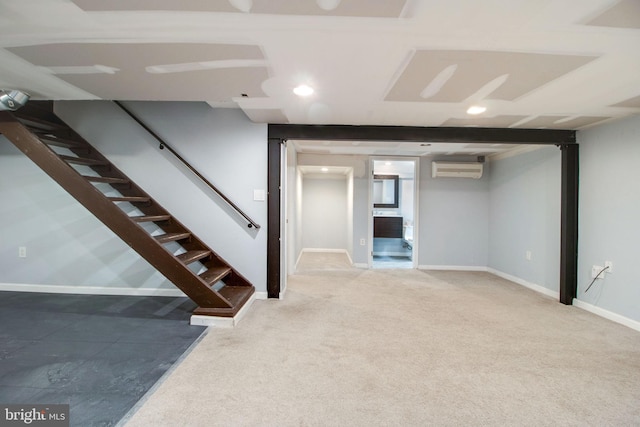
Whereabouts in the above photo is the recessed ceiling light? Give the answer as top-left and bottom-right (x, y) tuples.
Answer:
(228, 0), (252, 13)
(316, 0), (342, 11)
(321, 167), (329, 172)
(293, 84), (314, 97)
(467, 105), (487, 115)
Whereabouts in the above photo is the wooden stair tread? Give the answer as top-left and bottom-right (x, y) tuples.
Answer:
(154, 232), (190, 244)
(59, 154), (108, 166)
(37, 134), (85, 149)
(199, 266), (232, 286)
(131, 214), (171, 223)
(176, 250), (210, 264)
(16, 115), (67, 131)
(2, 106), (257, 320)
(218, 285), (255, 307)
(84, 175), (129, 184)
(109, 195), (151, 203)
(193, 285), (255, 317)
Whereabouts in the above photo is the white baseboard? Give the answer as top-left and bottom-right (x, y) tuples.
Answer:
(302, 248), (348, 253)
(416, 266), (559, 300)
(190, 293), (256, 328)
(345, 251), (354, 266)
(353, 263), (368, 269)
(0, 282), (186, 297)
(252, 290), (285, 300)
(296, 248), (348, 271)
(254, 291), (269, 300)
(299, 248), (354, 267)
(419, 265), (488, 272)
(487, 268), (559, 299)
(0, 282), (273, 301)
(572, 299), (640, 333)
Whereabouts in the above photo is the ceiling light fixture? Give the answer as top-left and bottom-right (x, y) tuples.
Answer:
(293, 84), (314, 97)
(228, 0), (252, 13)
(466, 105), (487, 115)
(321, 167), (329, 172)
(316, 0), (342, 11)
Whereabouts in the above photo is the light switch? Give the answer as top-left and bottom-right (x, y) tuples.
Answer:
(253, 189), (265, 201)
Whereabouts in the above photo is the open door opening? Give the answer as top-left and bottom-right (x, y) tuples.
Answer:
(370, 158), (419, 269)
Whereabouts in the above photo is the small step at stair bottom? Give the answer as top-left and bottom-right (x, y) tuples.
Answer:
(193, 285), (255, 317)
(190, 289), (256, 328)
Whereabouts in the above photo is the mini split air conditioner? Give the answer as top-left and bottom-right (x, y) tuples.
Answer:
(431, 161), (483, 179)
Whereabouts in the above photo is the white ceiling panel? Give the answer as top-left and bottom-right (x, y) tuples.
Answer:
(0, 0), (638, 130)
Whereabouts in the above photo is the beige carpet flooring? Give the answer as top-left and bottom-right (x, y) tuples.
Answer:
(123, 253), (640, 426)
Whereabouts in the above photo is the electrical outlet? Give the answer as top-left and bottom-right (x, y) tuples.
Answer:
(591, 265), (604, 279)
(18, 246), (26, 258)
(605, 261), (613, 273)
(360, 239), (366, 246)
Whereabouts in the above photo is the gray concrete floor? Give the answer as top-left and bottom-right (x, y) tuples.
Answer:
(0, 291), (206, 427)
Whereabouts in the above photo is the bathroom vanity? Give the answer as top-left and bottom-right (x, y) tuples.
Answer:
(373, 216), (403, 238)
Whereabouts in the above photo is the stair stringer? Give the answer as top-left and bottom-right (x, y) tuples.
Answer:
(0, 111), (254, 317)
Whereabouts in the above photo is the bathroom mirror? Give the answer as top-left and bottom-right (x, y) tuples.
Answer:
(373, 175), (399, 208)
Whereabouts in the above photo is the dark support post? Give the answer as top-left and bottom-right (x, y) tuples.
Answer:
(267, 138), (283, 298)
(560, 144), (579, 305)
(267, 123), (578, 305)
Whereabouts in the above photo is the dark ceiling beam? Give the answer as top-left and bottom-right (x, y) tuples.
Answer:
(268, 124), (576, 144)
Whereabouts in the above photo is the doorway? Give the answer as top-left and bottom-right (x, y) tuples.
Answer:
(370, 158), (418, 269)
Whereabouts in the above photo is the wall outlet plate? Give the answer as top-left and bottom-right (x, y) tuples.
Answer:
(605, 261), (613, 273)
(592, 265), (604, 279)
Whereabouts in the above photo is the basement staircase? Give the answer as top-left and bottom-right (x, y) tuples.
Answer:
(0, 103), (254, 318)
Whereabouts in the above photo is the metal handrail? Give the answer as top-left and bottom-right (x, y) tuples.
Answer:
(115, 101), (260, 229)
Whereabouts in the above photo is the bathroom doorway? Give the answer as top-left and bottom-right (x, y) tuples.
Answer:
(370, 158), (418, 269)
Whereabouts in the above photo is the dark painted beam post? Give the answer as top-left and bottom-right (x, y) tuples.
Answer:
(267, 123), (578, 305)
(267, 137), (283, 298)
(560, 143), (579, 305)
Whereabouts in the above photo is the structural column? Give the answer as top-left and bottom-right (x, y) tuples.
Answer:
(560, 143), (579, 305)
(267, 137), (283, 298)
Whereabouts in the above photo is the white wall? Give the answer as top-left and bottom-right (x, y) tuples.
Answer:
(0, 138), (170, 292)
(488, 147), (561, 292)
(577, 115), (640, 322)
(301, 177), (348, 250)
(418, 157), (489, 268)
(296, 153), (490, 267)
(297, 153), (369, 264)
(0, 100), (268, 294)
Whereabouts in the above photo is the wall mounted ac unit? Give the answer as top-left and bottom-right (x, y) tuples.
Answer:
(432, 161), (483, 179)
